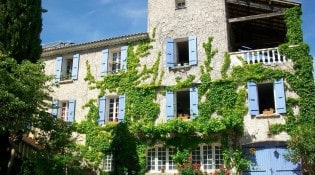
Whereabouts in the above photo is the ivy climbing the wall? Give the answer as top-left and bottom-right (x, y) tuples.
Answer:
(76, 6), (314, 174)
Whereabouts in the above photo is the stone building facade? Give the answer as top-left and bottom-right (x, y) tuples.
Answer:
(42, 0), (303, 174)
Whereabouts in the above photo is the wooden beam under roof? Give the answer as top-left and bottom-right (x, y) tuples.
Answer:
(270, 0), (301, 6)
(228, 11), (284, 23)
(226, 0), (280, 11)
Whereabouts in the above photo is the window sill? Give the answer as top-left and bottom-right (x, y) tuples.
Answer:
(177, 116), (190, 121)
(170, 64), (191, 70)
(59, 79), (73, 84)
(106, 121), (118, 125)
(175, 7), (186, 10)
(255, 113), (281, 119)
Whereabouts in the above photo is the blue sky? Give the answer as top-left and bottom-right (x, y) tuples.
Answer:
(41, 0), (314, 56)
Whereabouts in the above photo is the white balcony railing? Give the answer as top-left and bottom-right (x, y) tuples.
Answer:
(230, 47), (288, 65)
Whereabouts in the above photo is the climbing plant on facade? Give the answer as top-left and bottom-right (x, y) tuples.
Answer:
(77, 6), (314, 175)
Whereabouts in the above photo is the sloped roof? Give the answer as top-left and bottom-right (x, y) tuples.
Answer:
(42, 32), (149, 57)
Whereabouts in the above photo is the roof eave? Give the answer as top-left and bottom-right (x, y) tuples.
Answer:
(41, 32), (149, 58)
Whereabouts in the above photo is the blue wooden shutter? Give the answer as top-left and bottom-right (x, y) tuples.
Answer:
(166, 38), (174, 68)
(190, 87), (198, 119)
(118, 94), (126, 123)
(98, 96), (106, 125)
(101, 49), (109, 76)
(71, 54), (80, 80)
(55, 57), (63, 82)
(247, 82), (259, 115)
(188, 36), (197, 65)
(52, 100), (59, 117)
(120, 46), (128, 71)
(68, 99), (76, 123)
(274, 78), (286, 113)
(166, 91), (174, 120)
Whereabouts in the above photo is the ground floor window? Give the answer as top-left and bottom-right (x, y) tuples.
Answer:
(103, 152), (113, 172)
(147, 145), (222, 173)
(147, 147), (175, 172)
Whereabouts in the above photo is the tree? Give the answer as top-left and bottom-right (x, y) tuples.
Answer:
(0, 55), (49, 174)
(0, 0), (43, 63)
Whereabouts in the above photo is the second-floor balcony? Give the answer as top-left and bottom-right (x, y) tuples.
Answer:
(230, 47), (289, 65)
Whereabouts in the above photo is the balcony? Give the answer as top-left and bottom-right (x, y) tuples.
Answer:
(230, 47), (289, 65)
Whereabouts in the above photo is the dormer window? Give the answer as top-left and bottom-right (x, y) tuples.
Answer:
(175, 0), (186, 9)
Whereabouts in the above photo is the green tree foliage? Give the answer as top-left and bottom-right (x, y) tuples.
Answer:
(0, 54), (82, 174)
(0, 0), (43, 63)
(0, 56), (52, 135)
(0, 1), (81, 174)
(0, 55), (48, 174)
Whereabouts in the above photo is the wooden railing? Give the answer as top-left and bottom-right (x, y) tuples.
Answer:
(230, 47), (288, 64)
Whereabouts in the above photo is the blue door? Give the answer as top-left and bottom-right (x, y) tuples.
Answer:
(243, 142), (301, 175)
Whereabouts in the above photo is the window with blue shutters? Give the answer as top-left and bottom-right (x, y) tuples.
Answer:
(165, 87), (198, 120)
(165, 36), (197, 68)
(54, 54), (80, 82)
(100, 46), (128, 76)
(98, 95), (125, 125)
(51, 99), (76, 123)
(247, 79), (286, 115)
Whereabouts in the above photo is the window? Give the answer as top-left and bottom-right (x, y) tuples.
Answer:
(247, 78), (286, 115)
(166, 87), (198, 120)
(100, 46), (128, 76)
(109, 97), (119, 122)
(214, 146), (223, 169)
(55, 54), (80, 82)
(111, 51), (121, 73)
(98, 95), (126, 125)
(166, 36), (197, 68)
(175, 0), (186, 9)
(103, 152), (113, 172)
(147, 147), (175, 172)
(146, 145), (222, 173)
(51, 99), (76, 122)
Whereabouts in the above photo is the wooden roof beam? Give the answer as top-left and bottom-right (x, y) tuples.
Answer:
(226, 0), (280, 11)
(228, 11), (284, 23)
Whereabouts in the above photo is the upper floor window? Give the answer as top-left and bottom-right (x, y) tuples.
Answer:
(98, 94), (126, 125)
(100, 46), (128, 76)
(166, 36), (197, 68)
(247, 78), (286, 115)
(175, 0), (186, 9)
(51, 99), (76, 123)
(54, 54), (80, 82)
(166, 87), (198, 120)
(111, 51), (121, 73)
